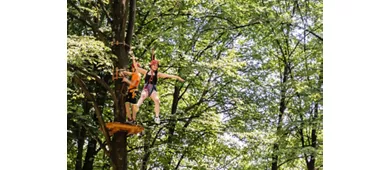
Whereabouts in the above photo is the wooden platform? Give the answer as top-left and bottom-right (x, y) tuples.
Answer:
(104, 122), (144, 135)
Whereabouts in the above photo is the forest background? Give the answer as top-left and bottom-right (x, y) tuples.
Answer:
(1, 0), (390, 170)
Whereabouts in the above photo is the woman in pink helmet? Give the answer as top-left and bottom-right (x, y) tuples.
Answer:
(131, 51), (184, 124)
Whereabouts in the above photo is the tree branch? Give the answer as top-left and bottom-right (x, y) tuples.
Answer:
(67, 0), (108, 41)
(174, 131), (209, 169)
(81, 124), (110, 158)
(67, 63), (119, 116)
(178, 82), (192, 101)
(284, 22), (323, 41)
(201, 14), (237, 27)
(73, 75), (116, 169)
(97, 0), (112, 23)
(193, 31), (227, 62)
(294, 0), (323, 41)
(125, 0), (136, 50)
(174, 151), (186, 170)
(135, 0), (158, 35)
(277, 155), (304, 168)
(68, 12), (107, 40)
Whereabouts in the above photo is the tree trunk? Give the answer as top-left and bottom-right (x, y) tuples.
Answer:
(271, 101), (285, 170)
(307, 155), (315, 170)
(271, 143), (279, 170)
(163, 85), (181, 170)
(271, 110), (284, 170)
(110, 0), (133, 169)
(307, 127), (317, 170)
(79, 74), (109, 170)
(75, 126), (86, 170)
(82, 138), (98, 170)
(76, 100), (90, 170)
(307, 103), (319, 170)
(271, 55), (291, 170)
(141, 130), (152, 170)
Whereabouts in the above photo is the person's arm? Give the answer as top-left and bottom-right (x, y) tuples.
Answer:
(130, 50), (137, 69)
(119, 71), (134, 85)
(130, 51), (147, 75)
(158, 72), (185, 82)
(122, 77), (131, 85)
(121, 71), (133, 76)
(135, 66), (147, 75)
(122, 75), (140, 87)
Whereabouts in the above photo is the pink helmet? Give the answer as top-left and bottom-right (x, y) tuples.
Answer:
(131, 63), (140, 69)
(149, 60), (159, 66)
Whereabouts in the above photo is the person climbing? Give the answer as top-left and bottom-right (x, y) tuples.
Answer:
(120, 62), (142, 125)
(131, 50), (185, 124)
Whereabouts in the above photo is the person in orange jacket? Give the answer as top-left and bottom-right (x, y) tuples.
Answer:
(120, 62), (142, 125)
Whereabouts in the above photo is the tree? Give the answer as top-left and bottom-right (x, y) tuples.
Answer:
(67, 0), (323, 169)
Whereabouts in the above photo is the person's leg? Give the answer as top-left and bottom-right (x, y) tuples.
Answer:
(134, 89), (148, 113)
(125, 102), (132, 121)
(131, 104), (137, 121)
(150, 91), (160, 123)
(129, 90), (138, 122)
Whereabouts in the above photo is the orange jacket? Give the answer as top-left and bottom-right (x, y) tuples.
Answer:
(129, 72), (141, 90)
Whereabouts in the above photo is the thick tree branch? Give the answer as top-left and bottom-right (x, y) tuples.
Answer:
(73, 75), (116, 169)
(178, 81), (193, 101)
(125, 0), (136, 50)
(81, 124), (110, 158)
